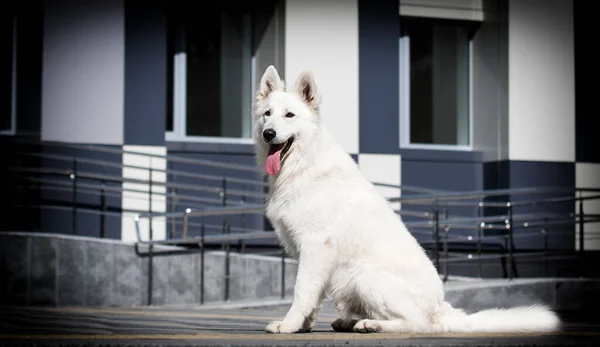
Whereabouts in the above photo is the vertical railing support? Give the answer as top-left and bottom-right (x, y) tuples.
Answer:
(432, 200), (440, 272)
(281, 248), (286, 299)
(442, 225), (449, 282)
(71, 159), (78, 235)
(147, 162), (154, 306)
(224, 224), (231, 302)
(477, 201), (483, 278)
(507, 202), (516, 280)
(221, 178), (227, 251)
(200, 222), (205, 305)
(100, 181), (106, 238)
(542, 227), (548, 276)
(579, 190), (585, 252)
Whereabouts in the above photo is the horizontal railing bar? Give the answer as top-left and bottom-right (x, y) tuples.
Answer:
(390, 186), (574, 204)
(401, 187), (600, 205)
(137, 204), (265, 219)
(13, 203), (143, 217)
(11, 167), (267, 199)
(510, 194), (600, 207)
(12, 138), (263, 173)
(23, 178), (227, 206)
(23, 151), (269, 188)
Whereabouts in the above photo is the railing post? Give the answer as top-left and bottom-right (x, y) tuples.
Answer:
(221, 178), (227, 251)
(148, 163), (153, 241)
(477, 201), (483, 278)
(200, 222), (205, 305)
(171, 183), (177, 239)
(100, 181), (106, 238)
(182, 209), (190, 239)
(579, 190), (585, 252)
(542, 228), (548, 276)
(507, 202), (515, 280)
(432, 200), (440, 272)
(239, 194), (246, 253)
(147, 161), (154, 306)
(442, 224), (449, 282)
(281, 248), (286, 299)
(71, 159), (78, 235)
(224, 224), (231, 302)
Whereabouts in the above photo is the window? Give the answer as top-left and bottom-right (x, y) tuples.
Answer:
(399, 17), (476, 150)
(166, 0), (284, 142)
(1, 16), (16, 135)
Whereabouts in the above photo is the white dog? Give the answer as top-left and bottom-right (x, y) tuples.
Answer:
(252, 65), (561, 334)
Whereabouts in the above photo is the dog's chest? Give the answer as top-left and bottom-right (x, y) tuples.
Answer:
(264, 184), (318, 234)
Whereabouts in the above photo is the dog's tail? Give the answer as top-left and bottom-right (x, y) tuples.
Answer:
(440, 303), (561, 333)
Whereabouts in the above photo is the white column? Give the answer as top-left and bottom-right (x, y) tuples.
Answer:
(41, 0), (124, 145)
(508, 0), (575, 162)
(285, 0), (359, 154)
(358, 154), (402, 211)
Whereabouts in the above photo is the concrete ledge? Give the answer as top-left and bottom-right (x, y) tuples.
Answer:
(2, 232), (599, 313)
(0, 232), (298, 307)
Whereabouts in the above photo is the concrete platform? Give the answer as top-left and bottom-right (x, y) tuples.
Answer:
(0, 301), (598, 347)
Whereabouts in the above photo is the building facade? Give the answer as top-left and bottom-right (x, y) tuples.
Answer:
(3, 0), (598, 251)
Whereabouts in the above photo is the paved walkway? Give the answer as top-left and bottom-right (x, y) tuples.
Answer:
(0, 301), (597, 346)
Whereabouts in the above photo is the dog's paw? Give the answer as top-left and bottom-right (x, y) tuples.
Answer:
(265, 320), (284, 333)
(353, 319), (382, 333)
(331, 318), (357, 332)
(265, 320), (309, 334)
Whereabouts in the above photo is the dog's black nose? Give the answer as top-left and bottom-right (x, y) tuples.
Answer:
(263, 129), (276, 142)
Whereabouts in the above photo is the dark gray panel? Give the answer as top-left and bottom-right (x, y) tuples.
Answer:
(507, 161), (575, 251)
(401, 159), (484, 245)
(484, 160), (575, 251)
(358, 0), (400, 154)
(400, 148), (483, 163)
(574, 1), (600, 163)
(166, 141), (255, 155)
(38, 145), (123, 239)
(124, 0), (167, 146)
(15, 2), (44, 135)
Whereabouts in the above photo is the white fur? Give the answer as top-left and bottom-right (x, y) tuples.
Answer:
(253, 66), (561, 334)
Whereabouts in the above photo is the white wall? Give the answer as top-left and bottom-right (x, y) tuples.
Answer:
(41, 0), (124, 145)
(285, 0), (359, 154)
(358, 154), (402, 211)
(508, 0), (574, 162)
(575, 163), (600, 251)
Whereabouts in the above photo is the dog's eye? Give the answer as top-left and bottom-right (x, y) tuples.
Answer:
(285, 112), (295, 118)
(264, 110), (271, 117)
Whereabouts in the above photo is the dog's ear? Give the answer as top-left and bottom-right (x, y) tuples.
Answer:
(257, 65), (284, 100)
(294, 70), (321, 113)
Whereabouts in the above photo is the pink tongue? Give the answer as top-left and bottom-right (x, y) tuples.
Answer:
(265, 146), (284, 175)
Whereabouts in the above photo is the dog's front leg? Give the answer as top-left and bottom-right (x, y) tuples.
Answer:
(266, 241), (332, 333)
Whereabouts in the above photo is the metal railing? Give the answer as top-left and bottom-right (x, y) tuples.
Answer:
(4, 138), (600, 306)
(132, 184), (600, 305)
